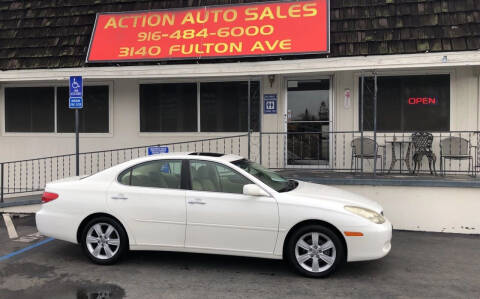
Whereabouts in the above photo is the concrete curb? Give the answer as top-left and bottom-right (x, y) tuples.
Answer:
(0, 199), (42, 208)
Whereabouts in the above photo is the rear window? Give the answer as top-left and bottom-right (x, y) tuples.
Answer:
(117, 160), (182, 189)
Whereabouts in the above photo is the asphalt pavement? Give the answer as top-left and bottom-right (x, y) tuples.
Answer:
(0, 214), (479, 299)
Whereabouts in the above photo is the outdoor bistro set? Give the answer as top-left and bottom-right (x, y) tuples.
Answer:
(351, 132), (477, 176)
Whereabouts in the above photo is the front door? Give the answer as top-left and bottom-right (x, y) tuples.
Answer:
(185, 160), (278, 254)
(286, 79), (331, 166)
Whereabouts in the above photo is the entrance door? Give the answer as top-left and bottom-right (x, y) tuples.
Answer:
(286, 79), (331, 166)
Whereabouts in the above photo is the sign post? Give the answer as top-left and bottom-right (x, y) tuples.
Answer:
(69, 76), (83, 176)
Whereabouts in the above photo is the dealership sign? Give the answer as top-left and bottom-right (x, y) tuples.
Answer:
(86, 0), (329, 62)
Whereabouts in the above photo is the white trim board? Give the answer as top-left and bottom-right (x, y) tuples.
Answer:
(1, 51), (479, 82)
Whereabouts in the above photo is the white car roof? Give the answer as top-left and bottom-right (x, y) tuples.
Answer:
(122, 152), (244, 165)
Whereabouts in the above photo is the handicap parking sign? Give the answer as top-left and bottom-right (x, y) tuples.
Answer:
(69, 76), (83, 109)
(264, 94), (277, 114)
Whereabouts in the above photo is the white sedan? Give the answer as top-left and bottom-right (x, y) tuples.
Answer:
(36, 152), (392, 277)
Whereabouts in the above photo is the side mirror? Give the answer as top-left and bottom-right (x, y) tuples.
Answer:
(243, 184), (269, 197)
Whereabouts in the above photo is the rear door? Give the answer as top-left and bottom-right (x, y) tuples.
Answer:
(107, 159), (186, 247)
(185, 159), (278, 254)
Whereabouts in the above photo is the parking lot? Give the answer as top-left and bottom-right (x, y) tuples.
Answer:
(0, 214), (479, 299)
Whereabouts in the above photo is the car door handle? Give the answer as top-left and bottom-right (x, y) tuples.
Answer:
(111, 194), (128, 200)
(188, 199), (206, 205)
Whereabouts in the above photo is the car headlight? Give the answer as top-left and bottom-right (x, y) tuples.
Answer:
(344, 206), (385, 224)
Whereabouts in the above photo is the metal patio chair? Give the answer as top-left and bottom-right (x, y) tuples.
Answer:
(440, 136), (476, 176)
(411, 132), (437, 175)
(351, 137), (385, 173)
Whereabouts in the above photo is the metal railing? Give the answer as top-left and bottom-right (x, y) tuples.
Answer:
(1, 131), (479, 203)
(258, 131), (479, 174)
(0, 134), (249, 203)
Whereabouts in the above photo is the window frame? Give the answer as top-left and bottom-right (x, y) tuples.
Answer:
(138, 77), (263, 135)
(1, 81), (114, 137)
(4, 86), (56, 133)
(354, 70), (455, 132)
(187, 159), (254, 195)
(139, 82), (199, 133)
(116, 159), (186, 190)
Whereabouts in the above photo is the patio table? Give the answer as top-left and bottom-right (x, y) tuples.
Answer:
(387, 140), (412, 174)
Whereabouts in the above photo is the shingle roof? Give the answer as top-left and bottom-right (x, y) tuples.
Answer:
(0, 0), (479, 70)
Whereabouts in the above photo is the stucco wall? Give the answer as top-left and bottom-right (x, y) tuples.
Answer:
(335, 184), (480, 234)
(0, 65), (478, 165)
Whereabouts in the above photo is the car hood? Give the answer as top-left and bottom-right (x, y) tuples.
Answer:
(286, 180), (383, 213)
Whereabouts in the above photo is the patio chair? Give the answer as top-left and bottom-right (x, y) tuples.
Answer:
(411, 132), (437, 175)
(351, 137), (385, 173)
(440, 136), (476, 176)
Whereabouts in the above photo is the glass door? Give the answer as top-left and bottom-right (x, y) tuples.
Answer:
(286, 79), (331, 166)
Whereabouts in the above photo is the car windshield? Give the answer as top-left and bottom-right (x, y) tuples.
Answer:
(232, 159), (298, 192)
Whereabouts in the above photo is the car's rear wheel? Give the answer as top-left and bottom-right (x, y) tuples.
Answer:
(81, 217), (127, 265)
(285, 224), (345, 278)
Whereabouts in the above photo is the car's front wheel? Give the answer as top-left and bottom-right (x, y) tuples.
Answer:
(81, 217), (127, 265)
(286, 224), (345, 278)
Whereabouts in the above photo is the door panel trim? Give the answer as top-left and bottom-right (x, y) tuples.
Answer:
(188, 222), (278, 232)
(134, 219), (185, 225)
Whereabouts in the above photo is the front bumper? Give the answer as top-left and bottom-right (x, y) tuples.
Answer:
(344, 218), (392, 262)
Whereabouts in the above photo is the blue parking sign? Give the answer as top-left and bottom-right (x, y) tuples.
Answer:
(147, 146), (169, 155)
(69, 97), (83, 109)
(69, 76), (83, 109)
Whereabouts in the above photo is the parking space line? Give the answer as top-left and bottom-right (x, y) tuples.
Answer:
(2, 214), (18, 239)
(0, 237), (54, 262)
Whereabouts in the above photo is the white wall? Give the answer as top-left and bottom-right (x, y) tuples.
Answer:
(1, 66), (478, 162)
(335, 184), (480, 234)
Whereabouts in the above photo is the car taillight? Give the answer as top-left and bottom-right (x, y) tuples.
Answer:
(42, 192), (59, 203)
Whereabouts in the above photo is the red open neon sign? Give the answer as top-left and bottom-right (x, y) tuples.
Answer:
(408, 97), (438, 105)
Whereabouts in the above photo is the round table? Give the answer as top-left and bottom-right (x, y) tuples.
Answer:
(387, 140), (412, 174)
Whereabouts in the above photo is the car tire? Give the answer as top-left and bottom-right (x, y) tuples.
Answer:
(285, 224), (345, 278)
(81, 216), (128, 265)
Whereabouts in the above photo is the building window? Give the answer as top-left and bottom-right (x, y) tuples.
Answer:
(5, 87), (55, 132)
(200, 81), (260, 132)
(57, 86), (109, 133)
(4, 85), (110, 134)
(139, 81), (260, 133)
(140, 83), (197, 132)
(360, 75), (450, 132)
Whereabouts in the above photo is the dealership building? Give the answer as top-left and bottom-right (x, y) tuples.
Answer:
(0, 0), (480, 233)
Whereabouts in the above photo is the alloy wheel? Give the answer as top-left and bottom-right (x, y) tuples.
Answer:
(294, 232), (336, 273)
(86, 223), (121, 260)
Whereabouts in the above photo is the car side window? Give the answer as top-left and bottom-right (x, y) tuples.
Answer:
(118, 168), (131, 185)
(119, 160), (182, 189)
(190, 160), (251, 194)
